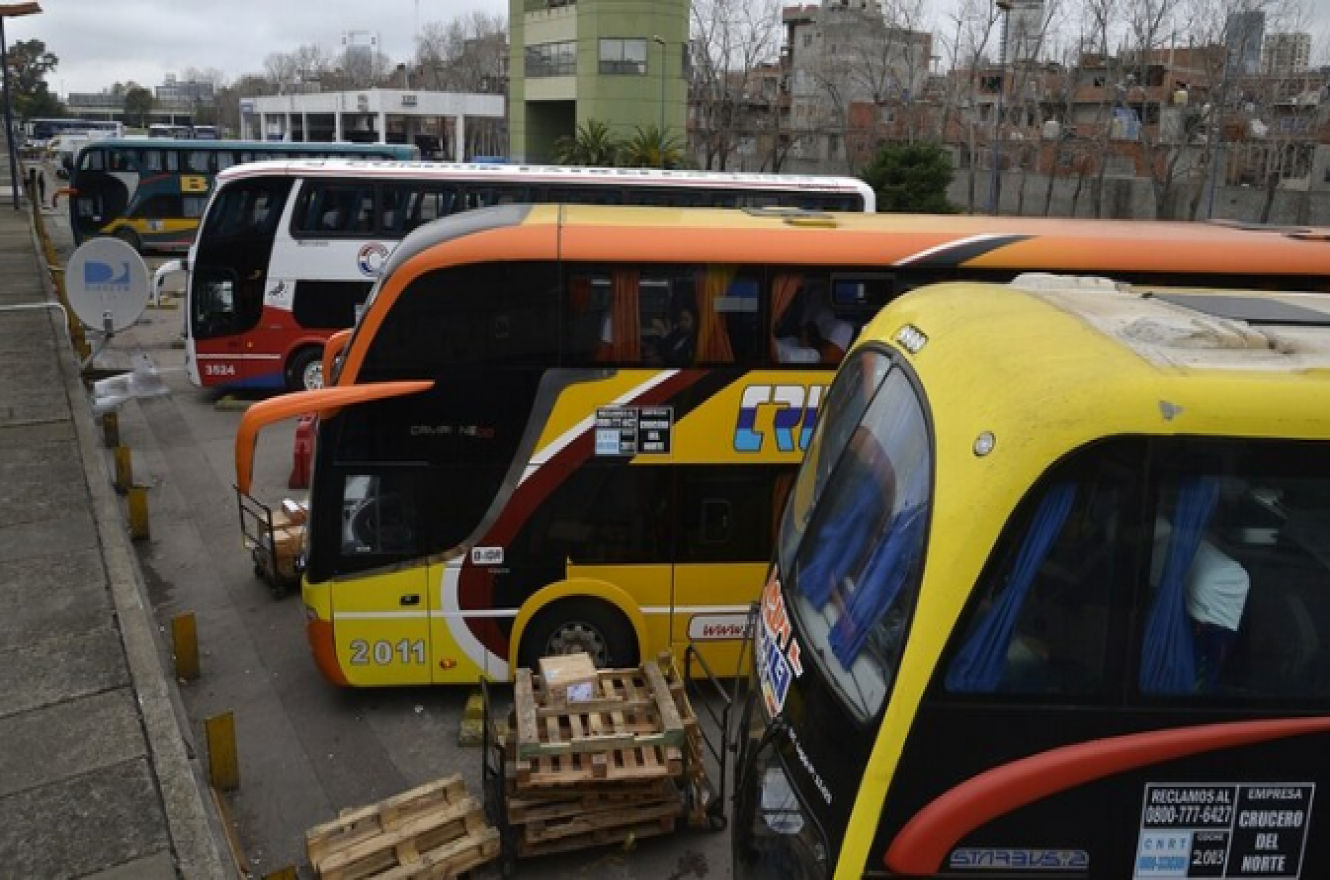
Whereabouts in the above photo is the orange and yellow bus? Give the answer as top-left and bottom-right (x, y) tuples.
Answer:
(233, 205), (1330, 688)
(734, 274), (1330, 878)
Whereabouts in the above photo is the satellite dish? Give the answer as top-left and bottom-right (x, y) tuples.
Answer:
(65, 237), (151, 333)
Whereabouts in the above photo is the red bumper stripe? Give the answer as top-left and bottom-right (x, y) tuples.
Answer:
(886, 716), (1330, 875)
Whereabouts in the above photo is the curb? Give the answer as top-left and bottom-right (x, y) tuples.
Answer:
(33, 213), (231, 880)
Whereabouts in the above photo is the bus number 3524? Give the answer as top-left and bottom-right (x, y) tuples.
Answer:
(349, 639), (426, 666)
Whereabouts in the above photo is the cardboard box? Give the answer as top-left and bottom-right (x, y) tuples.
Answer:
(538, 652), (598, 703)
(281, 498), (308, 526)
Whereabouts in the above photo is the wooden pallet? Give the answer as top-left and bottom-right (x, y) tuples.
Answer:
(493, 654), (722, 861)
(512, 742), (684, 788)
(506, 778), (677, 824)
(306, 774), (500, 879)
(515, 811), (679, 859)
(512, 663), (685, 760)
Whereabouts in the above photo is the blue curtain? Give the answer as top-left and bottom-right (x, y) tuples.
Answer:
(945, 482), (1078, 693)
(828, 505), (925, 666)
(1139, 477), (1221, 695)
(798, 475), (887, 607)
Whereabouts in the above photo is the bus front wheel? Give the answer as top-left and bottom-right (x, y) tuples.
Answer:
(518, 599), (637, 671)
(286, 346), (323, 392)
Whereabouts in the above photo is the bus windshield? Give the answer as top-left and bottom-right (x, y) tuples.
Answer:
(778, 350), (931, 718)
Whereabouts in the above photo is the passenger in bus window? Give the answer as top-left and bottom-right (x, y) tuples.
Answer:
(775, 322), (823, 363)
(652, 306), (696, 366)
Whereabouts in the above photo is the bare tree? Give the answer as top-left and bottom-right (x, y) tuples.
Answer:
(417, 12), (507, 92)
(263, 52), (298, 93)
(942, 0), (1002, 212)
(689, 0), (785, 170)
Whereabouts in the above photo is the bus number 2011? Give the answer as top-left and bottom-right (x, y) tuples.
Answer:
(349, 638), (426, 665)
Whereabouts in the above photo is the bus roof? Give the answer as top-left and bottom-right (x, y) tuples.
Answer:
(871, 273), (1330, 441)
(380, 203), (1330, 280)
(213, 158), (875, 192)
(84, 138), (416, 153)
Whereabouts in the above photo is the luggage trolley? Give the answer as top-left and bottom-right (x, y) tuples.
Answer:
(237, 490), (305, 596)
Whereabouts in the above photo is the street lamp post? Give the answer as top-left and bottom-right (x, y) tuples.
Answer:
(0, 3), (41, 211)
(651, 35), (666, 167)
(988, 0), (1012, 215)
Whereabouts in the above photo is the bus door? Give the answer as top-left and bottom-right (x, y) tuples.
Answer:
(190, 176), (293, 387)
(672, 466), (787, 675)
(327, 469), (432, 686)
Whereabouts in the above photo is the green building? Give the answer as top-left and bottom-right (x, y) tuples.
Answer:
(509, 0), (688, 163)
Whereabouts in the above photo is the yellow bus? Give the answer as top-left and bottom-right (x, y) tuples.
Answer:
(734, 273), (1330, 878)
(233, 205), (1330, 688)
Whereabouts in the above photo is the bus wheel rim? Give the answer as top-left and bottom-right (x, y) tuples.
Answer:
(546, 623), (608, 665)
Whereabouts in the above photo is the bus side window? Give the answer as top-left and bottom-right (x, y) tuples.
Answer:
(1142, 454), (1330, 698)
(773, 274), (853, 365)
(380, 187), (406, 235)
(348, 188), (374, 233)
(562, 274), (608, 365)
(946, 466), (1127, 695)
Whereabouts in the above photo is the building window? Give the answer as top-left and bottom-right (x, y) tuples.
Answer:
(526, 41), (576, 77)
(599, 38), (647, 75)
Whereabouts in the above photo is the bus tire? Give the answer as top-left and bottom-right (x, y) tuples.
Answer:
(518, 598), (638, 671)
(286, 346), (323, 392)
(113, 227), (142, 254)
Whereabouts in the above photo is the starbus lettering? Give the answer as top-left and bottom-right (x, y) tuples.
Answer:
(734, 384), (824, 453)
(949, 848), (1090, 870)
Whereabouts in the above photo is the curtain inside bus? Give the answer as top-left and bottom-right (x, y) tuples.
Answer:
(1139, 477), (1222, 694)
(945, 482), (1078, 693)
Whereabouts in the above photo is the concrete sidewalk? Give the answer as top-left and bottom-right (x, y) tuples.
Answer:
(0, 180), (227, 876)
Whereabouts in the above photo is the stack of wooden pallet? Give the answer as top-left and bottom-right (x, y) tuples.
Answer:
(498, 654), (712, 858)
(306, 774), (499, 878)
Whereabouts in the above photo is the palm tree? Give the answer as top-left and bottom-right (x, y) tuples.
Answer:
(552, 119), (621, 166)
(619, 124), (688, 169)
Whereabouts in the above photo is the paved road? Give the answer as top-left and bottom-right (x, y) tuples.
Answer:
(43, 201), (735, 879)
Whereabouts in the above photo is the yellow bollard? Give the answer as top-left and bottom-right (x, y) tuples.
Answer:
(205, 711), (240, 792)
(128, 485), (150, 541)
(113, 446), (132, 494)
(171, 612), (200, 682)
(102, 411), (119, 448)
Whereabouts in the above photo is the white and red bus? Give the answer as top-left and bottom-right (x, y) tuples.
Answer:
(172, 160), (877, 392)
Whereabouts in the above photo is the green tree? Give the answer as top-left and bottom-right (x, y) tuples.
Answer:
(619, 124), (688, 169)
(7, 39), (61, 120)
(860, 142), (956, 213)
(552, 118), (621, 166)
(124, 86), (154, 128)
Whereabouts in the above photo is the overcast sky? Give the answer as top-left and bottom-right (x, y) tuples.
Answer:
(10, 0), (509, 96)
(10, 0), (1330, 98)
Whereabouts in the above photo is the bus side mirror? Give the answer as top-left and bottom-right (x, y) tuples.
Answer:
(152, 259), (186, 308)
